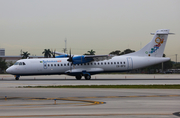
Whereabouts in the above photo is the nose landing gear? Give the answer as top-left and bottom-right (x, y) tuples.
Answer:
(15, 75), (20, 80)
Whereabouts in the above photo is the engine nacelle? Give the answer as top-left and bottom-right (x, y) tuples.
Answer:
(72, 56), (93, 64)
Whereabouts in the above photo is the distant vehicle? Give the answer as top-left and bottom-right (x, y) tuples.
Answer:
(6, 29), (173, 80)
(165, 71), (173, 74)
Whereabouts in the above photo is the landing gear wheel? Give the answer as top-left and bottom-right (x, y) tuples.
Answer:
(84, 74), (91, 80)
(76, 75), (82, 80)
(15, 77), (19, 80)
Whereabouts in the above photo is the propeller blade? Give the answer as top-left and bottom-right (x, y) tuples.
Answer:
(67, 49), (73, 62)
(53, 49), (56, 58)
(69, 49), (71, 58)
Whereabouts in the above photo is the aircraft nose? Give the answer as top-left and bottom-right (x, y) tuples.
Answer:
(6, 67), (13, 74)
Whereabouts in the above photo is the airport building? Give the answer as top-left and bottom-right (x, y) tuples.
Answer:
(0, 49), (44, 63)
(0, 48), (5, 56)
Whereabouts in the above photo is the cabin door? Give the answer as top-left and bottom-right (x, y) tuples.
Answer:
(127, 57), (133, 70)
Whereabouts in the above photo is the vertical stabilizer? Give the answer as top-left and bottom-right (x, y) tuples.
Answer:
(126, 29), (172, 57)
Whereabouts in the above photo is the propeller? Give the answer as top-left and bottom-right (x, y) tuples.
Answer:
(51, 49), (56, 58)
(67, 49), (74, 71)
(67, 49), (74, 62)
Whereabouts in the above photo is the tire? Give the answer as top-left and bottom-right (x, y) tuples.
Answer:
(76, 75), (82, 80)
(15, 77), (19, 80)
(84, 74), (91, 80)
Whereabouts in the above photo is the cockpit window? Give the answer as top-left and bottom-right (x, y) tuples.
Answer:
(14, 62), (19, 65)
(19, 62), (23, 65)
(14, 62), (26, 65)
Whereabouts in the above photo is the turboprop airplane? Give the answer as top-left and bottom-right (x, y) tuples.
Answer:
(6, 29), (173, 80)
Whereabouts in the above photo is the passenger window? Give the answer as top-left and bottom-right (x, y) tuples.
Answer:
(91, 63), (93, 65)
(121, 62), (122, 64)
(101, 62), (103, 65)
(61, 64), (63, 66)
(64, 64), (66, 66)
(117, 62), (119, 64)
(111, 62), (113, 64)
(94, 63), (96, 65)
(108, 62), (110, 64)
(114, 62), (116, 64)
(54, 64), (56, 66)
(98, 63), (99, 65)
(57, 64), (59, 66)
(51, 64), (53, 66)
(48, 64), (50, 67)
(84, 63), (86, 65)
(124, 62), (125, 64)
(104, 62), (106, 65)
(67, 63), (69, 66)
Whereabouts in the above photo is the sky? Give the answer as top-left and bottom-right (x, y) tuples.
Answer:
(0, 0), (180, 61)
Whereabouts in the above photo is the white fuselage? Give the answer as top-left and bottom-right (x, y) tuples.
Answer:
(6, 55), (170, 76)
(6, 29), (173, 80)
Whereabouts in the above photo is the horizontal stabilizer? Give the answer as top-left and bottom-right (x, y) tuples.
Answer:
(151, 33), (175, 35)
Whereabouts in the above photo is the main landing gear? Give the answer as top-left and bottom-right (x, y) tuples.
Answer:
(75, 75), (82, 80)
(75, 74), (91, 80)
(84, 74), (91, 80)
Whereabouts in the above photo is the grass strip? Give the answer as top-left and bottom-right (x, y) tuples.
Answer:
(23, 85), (180, 89)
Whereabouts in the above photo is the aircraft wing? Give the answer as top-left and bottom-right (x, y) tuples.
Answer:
(66, 54), (114, 64)
(84, 55), (113, 61)
(54, 51), (113, 64)
(55, 51), (67, 55)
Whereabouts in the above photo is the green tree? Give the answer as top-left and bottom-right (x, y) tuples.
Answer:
(172, 63), (180, 69)
(7, 61), (14, 67)
(84, 49), (96, 55)
(120, 49), (135, 55)
(22, 51), (30, 59)
(42, 49), (52, 58)
(0, 58), (7, 73)
(109, 50), (121, 55)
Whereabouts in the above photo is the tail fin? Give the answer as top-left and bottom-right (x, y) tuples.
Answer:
(126, 29), (173, 57)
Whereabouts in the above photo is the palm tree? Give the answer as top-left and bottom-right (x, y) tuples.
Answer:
(84, 49), (96, 55)
(22, 51), (30, 59)
(42, 49), (52, 58)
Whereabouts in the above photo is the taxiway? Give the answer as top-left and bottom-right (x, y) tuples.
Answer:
(0, 74), (180, 118)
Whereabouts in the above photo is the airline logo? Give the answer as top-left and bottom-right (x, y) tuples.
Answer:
(145, 36), (164, 55)
(41, 60), (62, 69)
